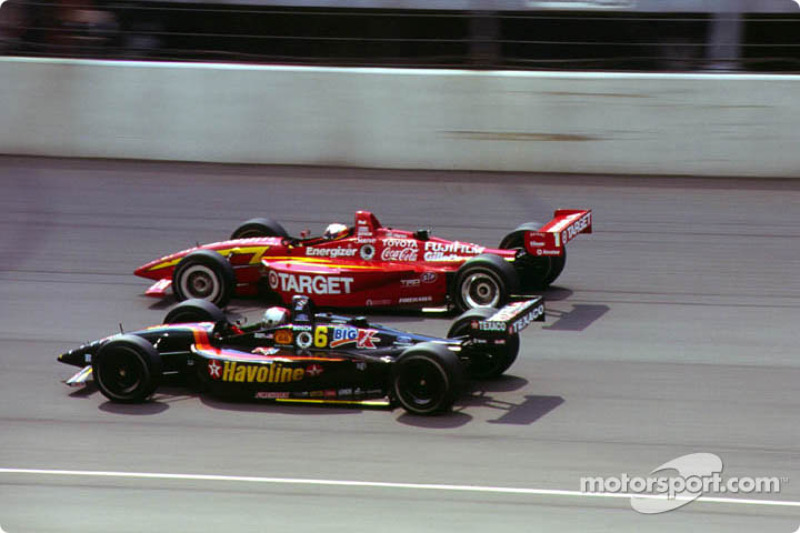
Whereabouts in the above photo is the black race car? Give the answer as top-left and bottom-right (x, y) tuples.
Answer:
(59, 295), (544, 415)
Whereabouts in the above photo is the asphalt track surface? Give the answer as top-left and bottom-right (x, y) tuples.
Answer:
(0, 156), (798, 532)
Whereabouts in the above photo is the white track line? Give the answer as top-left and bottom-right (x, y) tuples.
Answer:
(5, 57), (800, 82)
(1, 468), (798, 509)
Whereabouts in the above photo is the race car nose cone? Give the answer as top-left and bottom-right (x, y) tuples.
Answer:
(58, 348), (90, 367)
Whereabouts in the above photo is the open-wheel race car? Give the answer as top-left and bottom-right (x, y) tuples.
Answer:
(135, 209), (591, 311)
(58, 295), (545, 415)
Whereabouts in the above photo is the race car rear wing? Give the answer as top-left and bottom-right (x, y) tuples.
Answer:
(525, 209), (592, 257)
(470, 297), (545, 338)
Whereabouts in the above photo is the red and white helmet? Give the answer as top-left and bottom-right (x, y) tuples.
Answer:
(323, 223), (348, 240)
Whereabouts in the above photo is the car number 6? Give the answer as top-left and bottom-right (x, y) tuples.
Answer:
(314, 326), (328, 348)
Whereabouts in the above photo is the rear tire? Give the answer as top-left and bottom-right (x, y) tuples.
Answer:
(500, 222), (566, 289)
(451, 254), (519, 312)
(93, 335), (162, 403)
(231, 218), (288, 240)
(392, 342), (464, 415)
(447, 308), (520, 379)
(163, 299), (226, 324)
(172, 250), (236, 307)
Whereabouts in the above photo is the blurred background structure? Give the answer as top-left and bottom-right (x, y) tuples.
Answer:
(2, 1), (799, 178)
(1, 0), (799, 72)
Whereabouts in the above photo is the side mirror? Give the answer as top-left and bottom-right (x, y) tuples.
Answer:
(349, 316), (369, 328)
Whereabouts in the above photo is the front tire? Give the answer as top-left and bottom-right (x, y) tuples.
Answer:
(163, 299), (226, 324)
(172, 250), (236, 307)
(447, 308), (520, 379)
(451, 253), (519, 312)
(93, 335), (162, 403)
(231, 218), (289, 240)
(392, 342), (464, 415)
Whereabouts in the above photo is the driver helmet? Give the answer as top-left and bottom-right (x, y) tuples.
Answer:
(262, 306), (290, 328)
(323, 223), (349, 240)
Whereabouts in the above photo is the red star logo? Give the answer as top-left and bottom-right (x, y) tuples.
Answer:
(208, 360), (222, 379)
(306, 364), (323, 377)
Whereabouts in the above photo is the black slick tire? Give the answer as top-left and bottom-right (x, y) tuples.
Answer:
(392, 342), (464, 415)
(447, 308), (520, 379)
(230, 218), (289, 239)
(499, 222), (566, 289)
(93, 335), (162, 403)
(163, 299), (226, 324)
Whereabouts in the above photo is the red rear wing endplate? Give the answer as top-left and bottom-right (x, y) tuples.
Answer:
(525, 209), (592, 257)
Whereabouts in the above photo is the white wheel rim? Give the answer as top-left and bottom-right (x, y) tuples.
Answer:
(461, 272), (500, 309)
(179, 264), (221, 302)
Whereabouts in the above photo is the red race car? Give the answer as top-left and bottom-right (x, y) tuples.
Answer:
(135, 209), (591, 311)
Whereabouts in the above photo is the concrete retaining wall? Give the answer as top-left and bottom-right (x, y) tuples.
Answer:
(2, 57), (798, 177)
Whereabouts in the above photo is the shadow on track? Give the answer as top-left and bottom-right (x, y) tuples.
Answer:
(397, 376), (564, 428)
(147, 292), (578, 326)
(74, 379), (563, 426)
(461, 376), (566, 425)
(486, 395), (565, 425)
(396, 411), (473, 428)
(540, 286), (574, 302)
(99, 400), (170, 415)
(198, 394), (375, 417)
(145, 296), (177, 310)
(545, 304), (610, 332)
